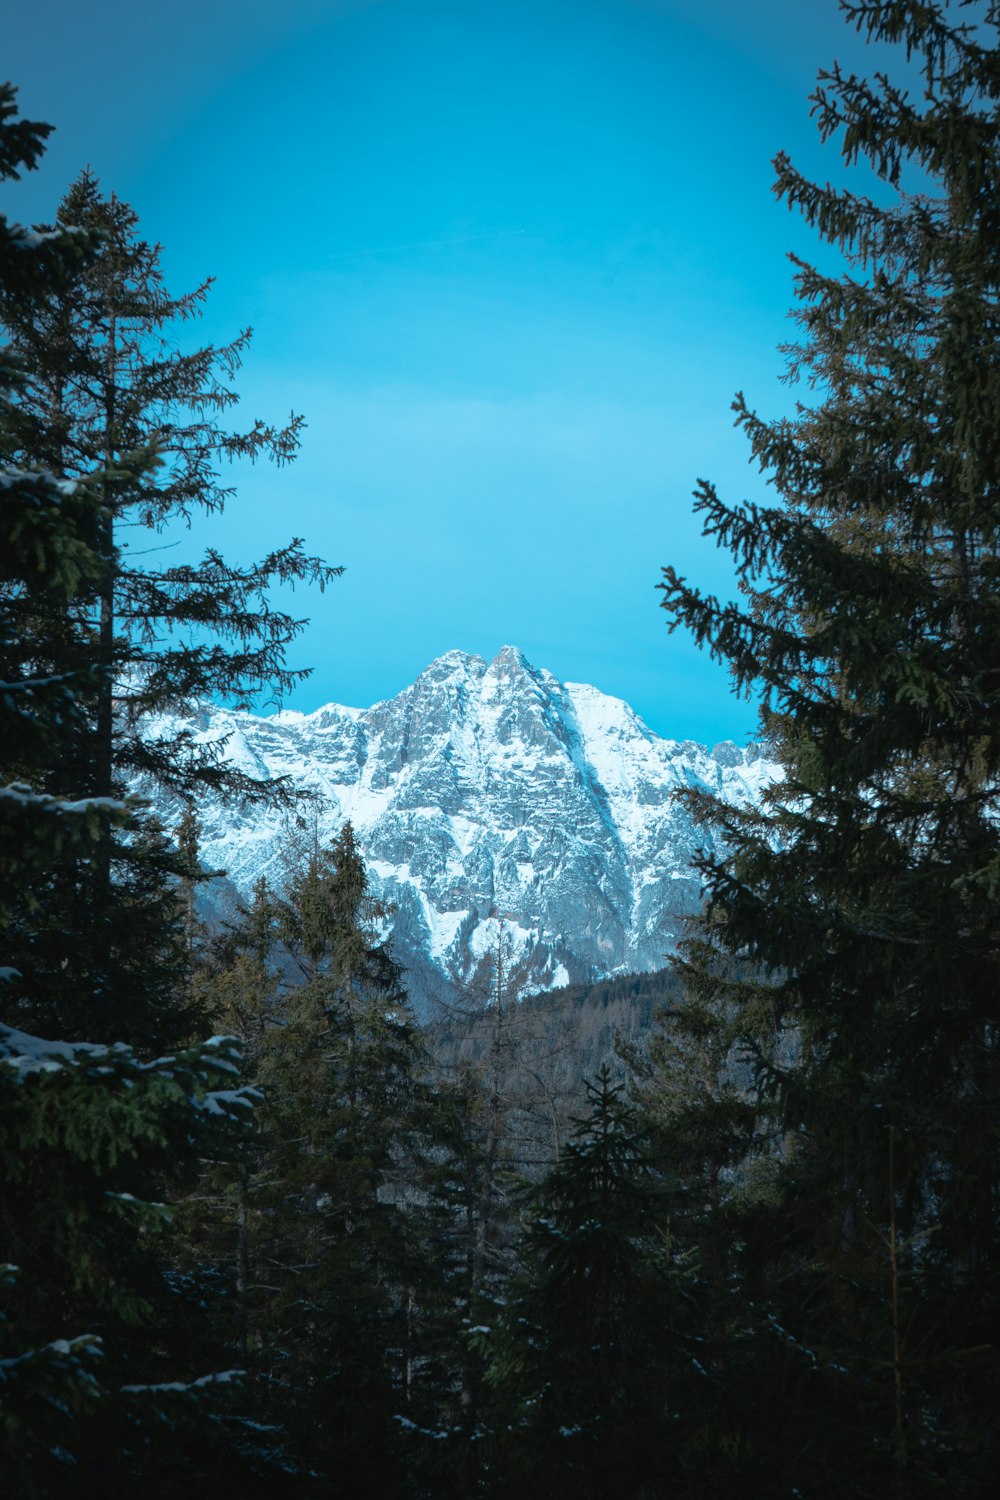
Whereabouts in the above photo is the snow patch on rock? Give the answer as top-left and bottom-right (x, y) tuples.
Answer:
(143, 648), (778, 1017)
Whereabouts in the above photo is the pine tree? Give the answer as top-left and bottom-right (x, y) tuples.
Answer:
(187, 825), (453, 1493)
(1, 1019), (259, 1496)
(628, 975), (793, 1494)
(454, 928), (520, 1437)
(0, 171), (339, 1051)
(0, 84), (259, 1492)
(481, 1068), (690, 1500)
(2, 170), (339, 803)
(265, 825), (426, 1489)
(1, 82), (112, 1480)
(657, 2), (1000, 1491)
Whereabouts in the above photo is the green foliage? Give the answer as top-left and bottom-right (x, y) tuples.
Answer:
(0, 164), (339, 1054)
(183, 824), (469, 1493)
(0, 85), (119, 1480)
(481, 1068), (696, 1500)
(0, 82), (268, 1492)
(1, 170), (340, 801)
(0, 1013), (257, 1493)
(654, 2), (1000, 1492)
(0, 85), (109, 877)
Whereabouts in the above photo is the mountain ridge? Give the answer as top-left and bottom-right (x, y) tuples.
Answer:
(144, 647), (776, 1017)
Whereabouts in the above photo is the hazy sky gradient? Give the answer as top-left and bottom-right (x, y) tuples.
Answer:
(6, 0), (892, 743)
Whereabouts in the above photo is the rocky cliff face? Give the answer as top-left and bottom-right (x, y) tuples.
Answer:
(145, 647), (775, 1017)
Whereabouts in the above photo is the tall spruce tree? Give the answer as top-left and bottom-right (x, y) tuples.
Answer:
(657, 2), (1000, 1492)
(0, 84), (259, 1495)
(187, 825), (453, 1493)
(480, 1069), (690, 1500)
(1, 170), (338, 802)
(0, 171), (339, 1051)
(627, 978), (783, 1494)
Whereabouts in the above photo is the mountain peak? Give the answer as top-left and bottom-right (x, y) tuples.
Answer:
(490, 644), (529, 670)
(485, 646), (557, 701)
(415, 648), (487, 682)
(144, 651), (778, 1017)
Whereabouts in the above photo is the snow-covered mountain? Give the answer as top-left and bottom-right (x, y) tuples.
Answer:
(146, 647), (776, 1017)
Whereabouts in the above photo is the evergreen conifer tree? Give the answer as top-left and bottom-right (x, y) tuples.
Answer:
(0, 171), (339, 1052)
(481, 1068), (688, 1500)
(629, 980), (791, 1493)
(188, 825), (455, 1493)
(0, 85), (259, 1492)
(1, 170), (338, 802)
(657, 2), (1000, 1490)
(1, 87), (112, 1477)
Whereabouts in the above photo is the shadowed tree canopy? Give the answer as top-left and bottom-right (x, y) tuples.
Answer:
(0, 167), (339, 1048)
(657, 2), (1000, 1491)
(0, 169), (341, 809)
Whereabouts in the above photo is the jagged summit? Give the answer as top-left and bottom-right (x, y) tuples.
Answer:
(144, 649), (776, 1017)
(410, 647), (488, 685)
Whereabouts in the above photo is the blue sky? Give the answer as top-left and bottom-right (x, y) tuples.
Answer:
(6, 0), (893, 744)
